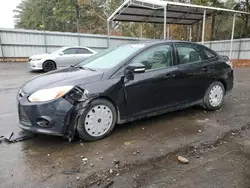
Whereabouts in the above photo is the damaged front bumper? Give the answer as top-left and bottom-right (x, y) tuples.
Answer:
(18, 96), (74, 136)
(17, 87), (92, 140)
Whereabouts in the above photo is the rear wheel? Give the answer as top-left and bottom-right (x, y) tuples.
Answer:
(203, 81), (225, 111)
(43, 60), (56, 72)
(77, 99), (117, 141)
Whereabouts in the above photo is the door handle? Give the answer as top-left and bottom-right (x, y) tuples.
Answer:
(164, 74), (176, 79)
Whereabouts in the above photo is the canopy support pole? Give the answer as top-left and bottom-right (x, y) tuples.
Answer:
(164, 5), (167, 39)
(107, 20), (110, 48)
(167, 24), (170, 39)
(230, 13), (236, 59)
(189, 25), (192, 41)
(202, 9), (206, 44)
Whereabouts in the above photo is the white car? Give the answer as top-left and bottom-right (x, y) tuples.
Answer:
(28, 46), (97, 72)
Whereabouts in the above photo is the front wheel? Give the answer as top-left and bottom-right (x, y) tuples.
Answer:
(43, 60), (56, 72)
(77, 99), (117, 141)
(203, 81), (225, 111)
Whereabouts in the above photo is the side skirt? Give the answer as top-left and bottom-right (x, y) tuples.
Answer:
(118, 100), (203, 124)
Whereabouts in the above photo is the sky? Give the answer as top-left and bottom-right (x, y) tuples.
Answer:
(0, 0), (22, 28)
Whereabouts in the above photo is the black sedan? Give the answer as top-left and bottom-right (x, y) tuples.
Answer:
(17, 41), (234, 141)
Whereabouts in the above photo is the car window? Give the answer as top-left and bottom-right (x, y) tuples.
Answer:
(77, 48), (92, 54)
(78, 44), (145, 70)
(176, 44), (204, 64)
(63, 48), (77, 55)
(131, 44), (173, 71)
(203, 47), (217, 59)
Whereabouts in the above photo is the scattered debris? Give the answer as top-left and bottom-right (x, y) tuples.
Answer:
(136, 150), (140, 153)
(90, 163), (94, 167)
(82, 158), (88, 162)
(199, 130), (202, 133)
(133, 152), (137, 155)
(132, 174), (137, 179)
(0, 131), (36, 143)
(96, 152), (99, 155)
(178, 156), (189, 164)
(97, 180), (101, 186)
(109, 169), (113, 174)
(116, 173), (120, 176)
(114, 159), (120, 165)
(81, 156), (84, 159)
(42, 174), (54, 182)
(100, 156), (104, 159)
(77, 176), (80, 181)
(124, 141), (135, 146)
(101, 180), (113, 188)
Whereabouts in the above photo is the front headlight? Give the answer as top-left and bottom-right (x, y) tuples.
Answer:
(28, 86), (74, 102)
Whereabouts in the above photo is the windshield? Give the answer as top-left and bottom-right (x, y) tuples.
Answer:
(77, 44), (146, 70)
(50, 47), (66, 55)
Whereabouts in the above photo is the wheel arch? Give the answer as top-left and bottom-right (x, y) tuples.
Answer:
(209, 79), (227, 91)
(217, 79), (227, 91)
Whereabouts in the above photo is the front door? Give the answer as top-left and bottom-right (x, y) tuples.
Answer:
(124, 44), (180, 118)
(57, 48), (78, 67)
(174, 43), (215, 103)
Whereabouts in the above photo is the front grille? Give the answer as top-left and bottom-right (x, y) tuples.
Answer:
(19, 105), (32, 126)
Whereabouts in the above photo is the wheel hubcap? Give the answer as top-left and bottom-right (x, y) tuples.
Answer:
(45, 63), (54, 70)
(209, 85), (223, 107)
(85, 105), (113, 137)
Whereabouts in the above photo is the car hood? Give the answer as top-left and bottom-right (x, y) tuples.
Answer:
(22, 67), (103, 94)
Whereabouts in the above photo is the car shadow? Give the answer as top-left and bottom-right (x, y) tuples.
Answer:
(22, 105), (209, 147)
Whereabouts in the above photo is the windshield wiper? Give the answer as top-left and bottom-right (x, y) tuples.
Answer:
(74, 66), (96, 72)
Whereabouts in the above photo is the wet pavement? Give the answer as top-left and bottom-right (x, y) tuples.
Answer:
(0, 63), (250, 188)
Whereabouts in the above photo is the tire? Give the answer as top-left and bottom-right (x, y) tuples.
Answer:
(77, 99), (117, 141)
(203, 81), (225, 111)
(43, 60), (56, 72)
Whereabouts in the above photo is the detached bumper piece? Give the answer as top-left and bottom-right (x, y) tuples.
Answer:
(18, 95), (74, 136)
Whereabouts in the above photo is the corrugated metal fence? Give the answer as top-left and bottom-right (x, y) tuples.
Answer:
(0, 28), (250, 59)
(203, 39), (250, 59)
(0, 28), (143, 59)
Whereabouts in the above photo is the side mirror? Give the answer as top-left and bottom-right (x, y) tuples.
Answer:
(126, 62), (146, 74)
(221, 55), (229, 61)
(59, 52), (63, 56)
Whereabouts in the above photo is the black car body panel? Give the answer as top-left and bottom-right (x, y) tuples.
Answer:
(17, 41), (234, 140)
(22, 67), (103, 94)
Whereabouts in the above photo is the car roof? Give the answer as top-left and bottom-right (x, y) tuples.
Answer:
(131, 40), (199, 47)
(62, 46), (97, 53)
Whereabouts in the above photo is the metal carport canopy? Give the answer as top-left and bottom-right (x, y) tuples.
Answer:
(107, 0), (250, 58)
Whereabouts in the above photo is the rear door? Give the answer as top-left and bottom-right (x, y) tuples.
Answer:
(174, 43), (215, 103)
(76, 48), (94, 63)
